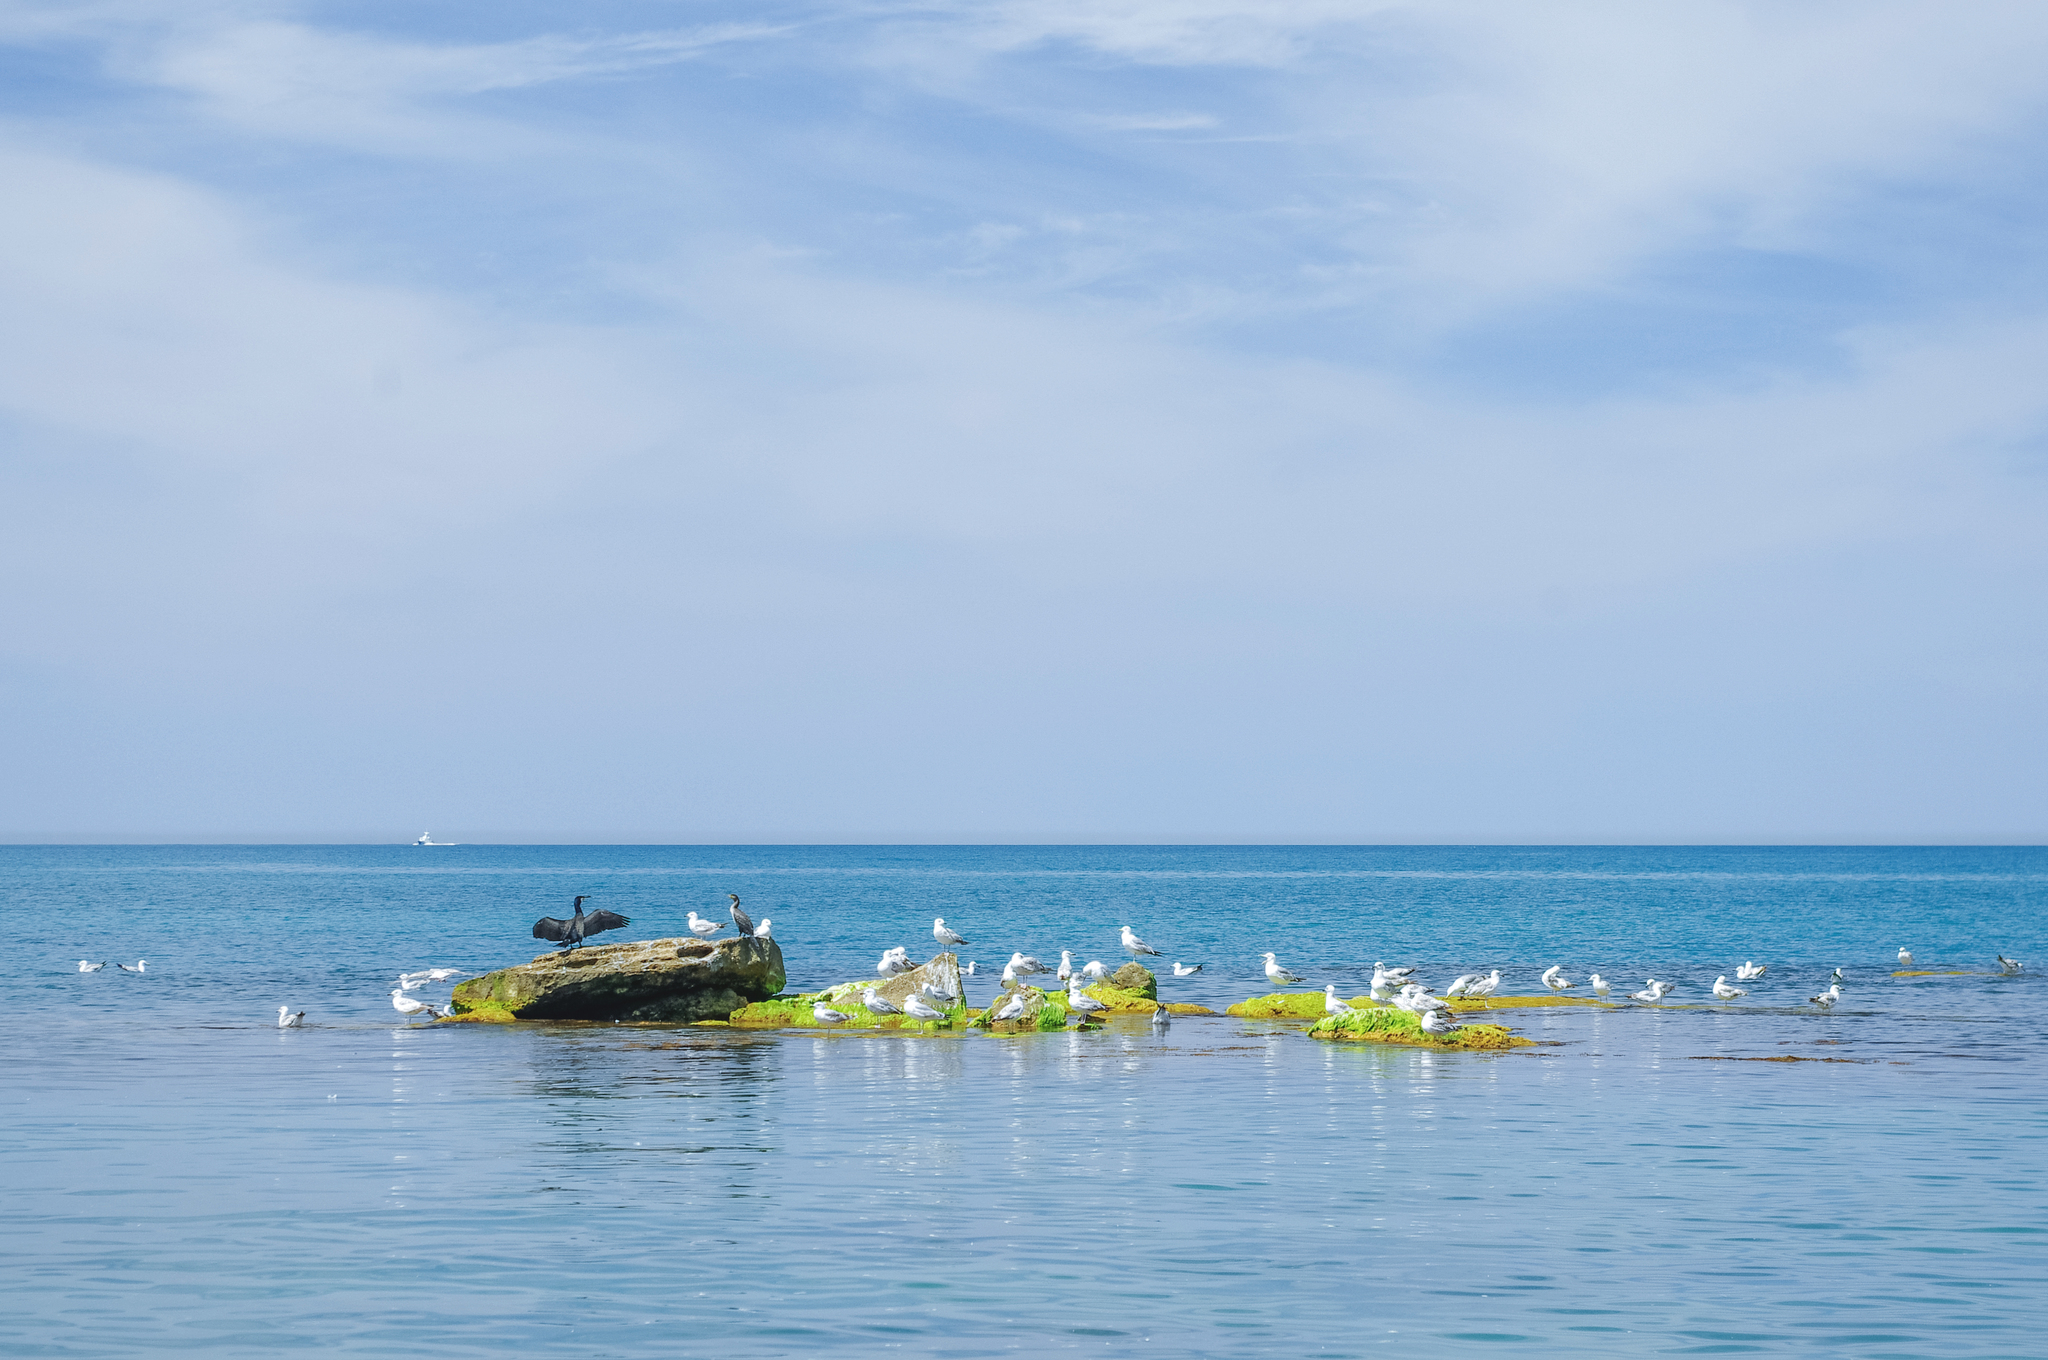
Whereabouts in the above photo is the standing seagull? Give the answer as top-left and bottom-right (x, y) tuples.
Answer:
(1323, 984), (1355, 1016)
(1712, 976), (1747, 1000)
(1465, 970), (1502, 998)
(1262, 953), (1304, 985)
(861, 986), (902, 1015)
(390, 989), (444, 1019)
(686, 911), (727, 939)
(1735, 961), (1767, 981)
(532, 896), (630, 950)
(933, 918), (969, 948)
(992, 992), (1028, 1022)
(903, 993), (946, 1022)
(1065, 985), (1108, 1022)
(812, 1000), (852, 1025)
(1810, 983), (1842, 1009)
(77, 960), (107, 973)
(1897, 947), (1914, 967)
(1121, 926), (1162, 957)
(1057, 950), (1075, 983)
(728, 894), (756, 939)
(1588, 973), (1611, 997)
(276, 1005), (306, 1028)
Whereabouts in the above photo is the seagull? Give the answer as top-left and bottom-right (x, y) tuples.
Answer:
(1897, 947), (1914, 967)
(964, 961), (976, 975)
(933, 917), (969, 947)
(753, 919), (774, 940)
(1588, 973), (1611, 997)
(1172, 962), (1203, 977)
(920, 981), (958, 1005)
(1000, 961), (1019, 985)
(1375, 961), (1416, 984)
(399, 967), (466, 986)
(1323, 984), (1355, 1016)
(1998, 955), (2024, 974)
(1543, 968), (1576, 992)
(878, 948), (911, 976)
(1263, 952), (1304, 985)
(1121, 926), (1161, 957)
(903, 994), (945, 1021)
(1150, 1001), (1170, 1029)
(390, 989), (444, 1019)
(861, 986), (902, 1015)
(1369, 964), (1408, 997)
(77, 960), (106, 973)
(1420, 1008), (1460, 1036)
(1008, 952), (1052, 977)
(1445, 973), (1485, 998)
(1465, 970), (1501, 998)
(1065, 986), (1108, 1020)
(1056, 950), (1074, 983)
(1735, 961), (1767, 981)
(1081, 960), (1112, 985)
(686, 911), (727, 938)
(1391, 987), (1425, 1015)
(1831, 967), (1845, 983)
(532, 896), (630, 950)
(812, 1000), (852, 1025)
(117, 960), (146, 973)
(1810, 983), (1841, 1008)
(992, 992), (1027, 1022)
(728, 894), (756, 939)
(1402, 983), (1451, 1013)
(1712, 976), (1747, 1000)
(1630, 980), (1668, 1003)
(276, 1005), (305, 1028)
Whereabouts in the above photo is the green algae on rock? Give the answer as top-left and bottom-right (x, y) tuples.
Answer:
(1308, 1007), (1532, 1050)
(729, 951), (969, 1029)
(1227, 990), (1609, 1020)
(448, 935), (784, 1023)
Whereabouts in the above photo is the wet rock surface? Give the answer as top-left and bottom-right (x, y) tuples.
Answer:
(449, 936), (785, 1023)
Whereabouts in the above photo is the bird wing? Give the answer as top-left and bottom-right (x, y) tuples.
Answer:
(584, 910), (631, 934)
(532, 916), (571, 941)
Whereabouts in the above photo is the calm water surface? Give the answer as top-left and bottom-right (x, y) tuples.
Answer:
(3, 845), (2044, 1357)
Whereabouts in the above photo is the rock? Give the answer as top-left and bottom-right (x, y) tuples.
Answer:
(1109, 962), (1157, 998)
(975, 984), (1071, 1033)
(730, 952), (968, 1028)
(449, 936), (785, 1023)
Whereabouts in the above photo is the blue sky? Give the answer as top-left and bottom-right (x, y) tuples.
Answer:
(1, 1), (2044, 841)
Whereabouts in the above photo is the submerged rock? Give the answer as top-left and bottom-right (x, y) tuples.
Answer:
(1308, 1008), (1532, 1050)
(1227, 991), (1610, 1019)
(448, 936), (785, 1023)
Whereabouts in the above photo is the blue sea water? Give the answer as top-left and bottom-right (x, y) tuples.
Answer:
(3, 844), (2044, 1358)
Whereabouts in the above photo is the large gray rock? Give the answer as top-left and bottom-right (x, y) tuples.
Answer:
(450, 936), (785, 1022)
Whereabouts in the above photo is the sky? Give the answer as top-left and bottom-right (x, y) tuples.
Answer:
(1, 0), (2044, 843)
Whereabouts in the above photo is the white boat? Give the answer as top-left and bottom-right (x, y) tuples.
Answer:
(412, 831), (457, 846)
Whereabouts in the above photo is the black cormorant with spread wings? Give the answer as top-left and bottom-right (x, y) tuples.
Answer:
(728, 893), (756, 938)
(532, 895), (630, 949)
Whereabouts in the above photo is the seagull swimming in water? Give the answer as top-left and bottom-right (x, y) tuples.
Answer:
(861, 986), (901, 1015)
(1150, 1000), (1171, 1029)
(390, 989), (444, 1019)
(964, 960), (976, 975)
(1323, 984), (1355, 1016)
(77, 960), (106, 973)
(1810, 983), (1841, 1008)
(1172, 962), (1202, 977)
(686, 911), (727, 939)
(933, 917), (969, 947)
(1998, 955), (2024, 974)
(1897, 947), (1914, 967)
(118, 960), (146, 973)
(1263, 953), (1304, 985)
(812, 1000), (852, 1025)
(1831, 966), (1845, 983)
(532, 896), (629, 950)
(902, 993), (945, 1021)
(1712, 976), (1747, 1000)
(1735, 961), (1767, 981)
(1121, 926), (1161, 957)
(276, 1005), (305, 1028)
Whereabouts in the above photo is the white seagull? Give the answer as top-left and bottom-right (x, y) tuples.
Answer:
(1712, 976), (1747, 1000)
(399, 967), (466, 987)
(1150, 1001), (1171, 1030)
(77, 960), (106, 973)
(1065, 985), (1108, 1020)
(1541, 965), (1575, 992)
(861, 986), (902, 1015)
(933, 917), (969, 947)
(1121, 926), (1162, 957)
(1735, 961), (1767, 981)
(903, 993), (945, 1021)
(1831, 967), (1846, 983)
(992, 992), (1027, 1022)
(1420, 1009), (1460, 1036)
(118, 960), (146, 973)
(964, 961), (976, 976)
(1465, 970), (1502, 998)
(1588, 973), (1611, 997)
(276, 1005), (306, 1028)
(812, 1000), (852, 1025)
(1008, 952), (1053, 977)
(1998, 955), (2024, 974)
(1810, 983), (1842, 1009)
(1081, 960), (1112, 985)
(1323, 984), (1355, 1016)
(687, 911), (727, 938)
(1056, 950), (1074, 983)
(1897, 947), (1914, 967)
(1263, 953), (1304, 985)
(920, 980), (958, 1005)
(1172, 962), (1203, 977)
(753, 919), (774, 940)
(1630, 980), (1670, 1003)
(1404, 984), (1452, 1013)
(390, 989), (443, 1019)
(878, 948), (911, 977)
(1445, 973), (1485, 998)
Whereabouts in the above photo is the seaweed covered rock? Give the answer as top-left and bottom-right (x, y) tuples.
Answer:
(1227, 992), (1359, 1019)
(729, 952), (969, 1029)
(1308, 1007), (1532, 1050)
(449, 936), (785, 1023)
(974, 984), (1071, 1033)
(1109, 963), (1158, 999)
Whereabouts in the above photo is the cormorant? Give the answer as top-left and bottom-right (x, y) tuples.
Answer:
(728, 893), (756, 938)
(532, 895), (630, 949)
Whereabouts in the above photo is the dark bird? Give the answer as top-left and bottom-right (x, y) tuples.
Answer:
(728, 893), (756, 938)
(532, 895), (630, 949)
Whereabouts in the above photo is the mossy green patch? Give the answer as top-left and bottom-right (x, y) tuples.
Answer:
(728, 991), (968, 1031)
(440, 1000), (517, 1024)
(1228, 991), (1610, 1020)
(1308, 1007), (1531, 1050)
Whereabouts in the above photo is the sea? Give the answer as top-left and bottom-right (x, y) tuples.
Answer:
(3, 844), (2043, 1358)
